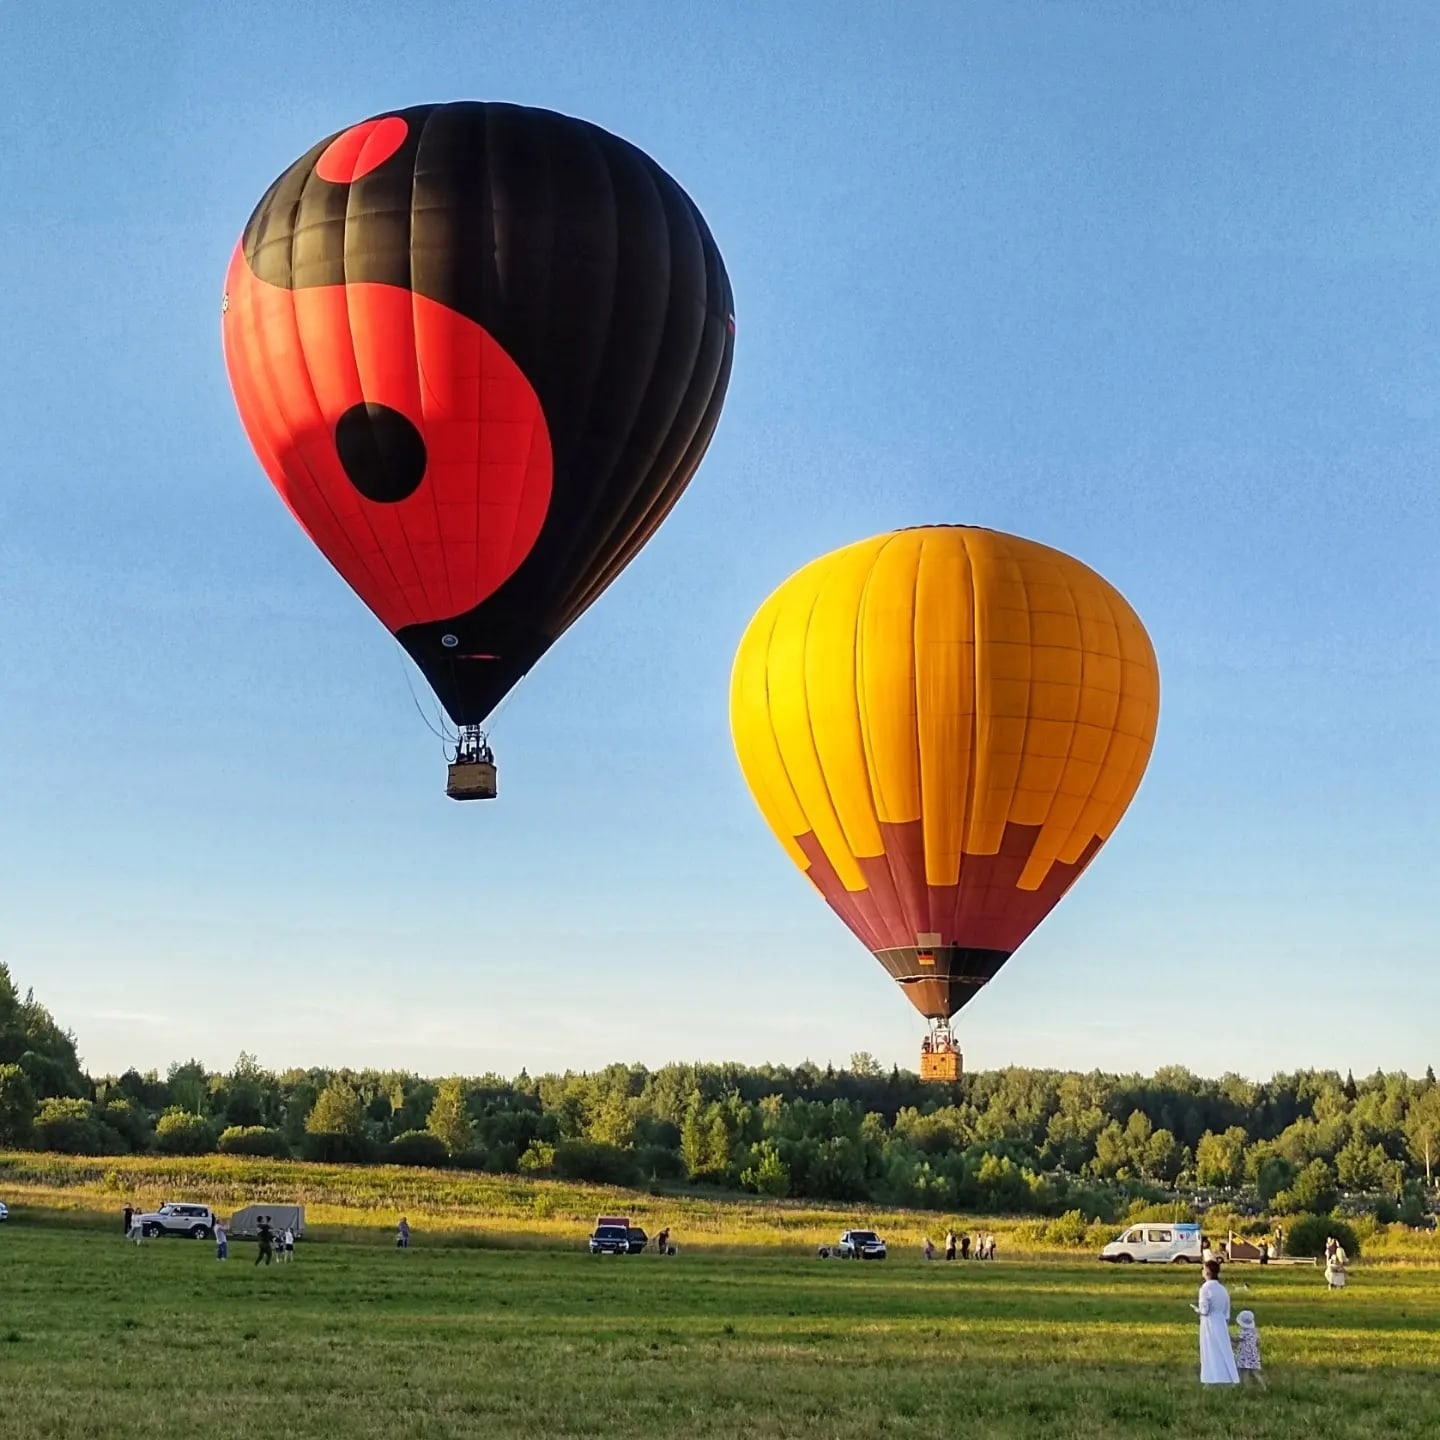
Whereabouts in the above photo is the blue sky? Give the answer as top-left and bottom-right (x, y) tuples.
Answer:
(1, 2), (1436, 1082)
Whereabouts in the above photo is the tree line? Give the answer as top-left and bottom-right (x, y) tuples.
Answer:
(1, 962), (1436, 1224)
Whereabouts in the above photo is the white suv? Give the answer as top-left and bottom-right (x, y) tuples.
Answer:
(837, 1228), (887, 1260)
(138, 1202), (216, 1239)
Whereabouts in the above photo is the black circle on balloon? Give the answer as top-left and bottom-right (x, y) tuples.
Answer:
(334, 402), (427, 503)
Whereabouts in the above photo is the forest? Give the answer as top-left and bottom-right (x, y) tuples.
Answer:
(2, 962), (1436, 1226)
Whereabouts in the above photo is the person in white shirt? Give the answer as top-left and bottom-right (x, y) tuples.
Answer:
(214, 1219), (228, 1261)
(281, 1226), (295, 1263)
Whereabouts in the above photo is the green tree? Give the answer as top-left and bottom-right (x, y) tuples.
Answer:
(0, 963), (85, 1098)
(32, 1097), (104, 1154)
(680, 1105), (709, 1176)
(1123, 1109), (1154, 1168)
(741, 1142), (790, 1197)
(587, 1089), (636, 1149)
(426, 1077), (475, 1154)
(1090, 1121), (1128, 1179)
(1143, 1128), (1182, 1184)
(306, 1077), (367, 1137)
(1194, 1127), (1246, 1188)
(518, 1141), (554, 1173)
(155, 1108), (214, 1156)
(0, 1062), (36, 1146)
(99, 1097), (151, 1152)
(166, 1059), (209, 1116)
(1256, 1154), (1295, 1206)
(1404, 1088), (1440, 1186)
(1290, 1158), (1338, 1214)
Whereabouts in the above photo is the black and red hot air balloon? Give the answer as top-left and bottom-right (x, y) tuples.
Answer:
(222, 103), (734, 798)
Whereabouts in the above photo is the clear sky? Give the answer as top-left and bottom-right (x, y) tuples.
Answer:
(1, 2), (1436, 1083)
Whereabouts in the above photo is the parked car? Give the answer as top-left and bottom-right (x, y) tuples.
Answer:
(588, 1223), (632, 1255)
(1100, 1222), (1201, 1264)
(624, 1226), (648, 1254)
(836, 1228), (887, 1260)
(0, 1200), (9, 1223)
(137, 1202), (217, 1240)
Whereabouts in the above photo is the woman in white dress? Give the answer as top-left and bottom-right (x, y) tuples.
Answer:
(1325, 1241), (1347, 1289)
(1192, 1259), (1240, 1384)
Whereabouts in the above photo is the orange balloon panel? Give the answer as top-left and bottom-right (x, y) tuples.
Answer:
(729, 527), (1160, 1021)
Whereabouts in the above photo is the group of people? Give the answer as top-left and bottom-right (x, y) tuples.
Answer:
(251, 1215), (296, 1265)
(1194, 1258), (1265, 1388)
(923, 1229), (996, 1261)
(1324, 1236), (1349, 1289)
(119, 1205), (294, 1264)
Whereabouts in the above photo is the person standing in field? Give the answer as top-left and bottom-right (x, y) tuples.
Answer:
(923, 1236), (934, 1261)
(1191, 1259), (1239, 1385)
(944, 1230), (956, 1261)
(255, 1216), (274, 1266)
(214, 1217), (228, 1261)
(396, 1217), (411, 1250)
(1233, 1310), (1265, 1388)
(960, 1232), (970, 1261)
(123, 1204), (132, 1237)
(1325, 1241), (1347, 1290)
(282, 1225), (295, 1263)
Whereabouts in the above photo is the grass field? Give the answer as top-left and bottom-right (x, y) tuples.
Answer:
(0, 1150), (1065, 1254)
(5, 1151), (1437, 1264)
(2, 1217), (1438, 1440)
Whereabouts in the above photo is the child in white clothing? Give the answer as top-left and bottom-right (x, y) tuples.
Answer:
(1234, 1310), (1266, 1388)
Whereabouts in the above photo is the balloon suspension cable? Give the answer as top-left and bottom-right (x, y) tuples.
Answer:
(452, 724), (494, 766)
(394, 641), (456, 745)
(921, 1018), (958, 1055)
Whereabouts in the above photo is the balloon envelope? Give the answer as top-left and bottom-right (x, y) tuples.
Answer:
(223, 102), (735, 726)
(729, 526), (1160, 1021)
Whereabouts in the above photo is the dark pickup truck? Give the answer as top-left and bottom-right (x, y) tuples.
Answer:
(588, 1215), (649, 1254)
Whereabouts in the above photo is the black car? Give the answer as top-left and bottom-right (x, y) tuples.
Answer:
(588, 1224), (631, 1255)
(625, 1226), (648, 1254)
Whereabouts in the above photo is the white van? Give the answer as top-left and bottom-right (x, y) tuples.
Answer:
(1100, 1221), (1201, 1264)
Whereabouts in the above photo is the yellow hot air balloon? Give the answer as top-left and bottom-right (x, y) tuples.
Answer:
(729, 526), (1160, 1080)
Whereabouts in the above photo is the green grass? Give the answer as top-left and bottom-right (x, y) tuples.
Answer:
(1, 1217), (1437, 1439)
(0, 1150), (1067, 1253)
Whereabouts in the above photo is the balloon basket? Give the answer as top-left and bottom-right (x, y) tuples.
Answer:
(920, 1048), (962, 1082)
(919, 1020), (962, 1082)
(446, 760), (497, 801)
(447, 728), (498, 801)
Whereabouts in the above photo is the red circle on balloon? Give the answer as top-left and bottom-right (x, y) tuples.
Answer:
(315, 116), (408, 184)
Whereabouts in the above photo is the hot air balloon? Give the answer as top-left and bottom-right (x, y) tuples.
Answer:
(729, 526), (1159, 1080)
(222, 103), (734, 799)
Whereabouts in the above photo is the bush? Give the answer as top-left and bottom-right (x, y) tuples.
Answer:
(550, 1140), (641, 1188)
(518, 1141), (555, 1174)
(1281, 1213), (1361, 1259)
(482, 1143), (518, 1175)
(1045, 1209), (1092, 1247)
(154, 1109), (215, 1156)
(1398, 1192), (1427, 1228)
(387, 1131), (450, 1168)
(98, 1098), (150, 1152)
(635, 1144), (687, 1183)
(301, 1131), (374, 1164)
(33, 1098), (105, 1155)
(217, 1125), (290, 1158)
